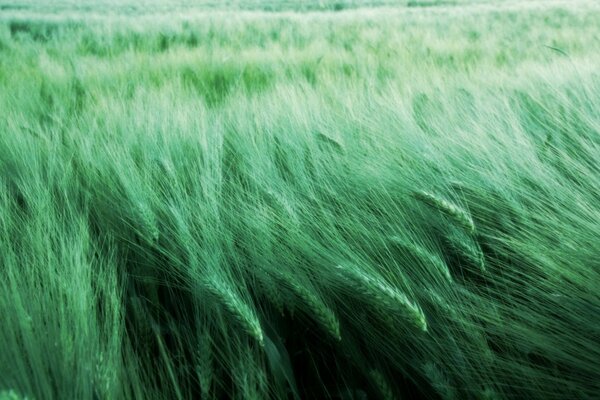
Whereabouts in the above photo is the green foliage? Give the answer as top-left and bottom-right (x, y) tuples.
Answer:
(1, 1), (600, 399)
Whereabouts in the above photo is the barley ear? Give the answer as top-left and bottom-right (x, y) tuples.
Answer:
(389, 236), (453, 283)
(273, 272), (341, 341)
(0, 390), (31, 400)
(369, 369), (397, 400)
(480, 387), (501, 400)
(423, 362), (458, 400)
(136, 201), (159, 244)
(205, 279), (264, 346)
(295, 284), (341, 341)
(258, 274), (285, 315)
(445, 227), (486, 273)
(413, 190), (475, 234)
(335, 265), (427, 332)
(195, 330), (213, 398)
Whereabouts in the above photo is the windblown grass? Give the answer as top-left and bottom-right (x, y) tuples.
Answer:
(1, 1), (600, 399)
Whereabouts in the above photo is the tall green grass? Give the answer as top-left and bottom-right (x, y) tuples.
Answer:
(1, 2), (600, 399)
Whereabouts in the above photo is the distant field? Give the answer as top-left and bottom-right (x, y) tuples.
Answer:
(0, 0), (506, 13)
(1, 1), (600, 399)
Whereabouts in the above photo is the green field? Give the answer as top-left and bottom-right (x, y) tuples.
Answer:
(1, 1), (600, 399)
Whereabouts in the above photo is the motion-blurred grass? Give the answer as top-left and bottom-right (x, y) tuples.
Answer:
(1, 1), (599, 399)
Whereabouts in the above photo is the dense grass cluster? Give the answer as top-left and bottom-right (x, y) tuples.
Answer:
(1, 1), (600, 399)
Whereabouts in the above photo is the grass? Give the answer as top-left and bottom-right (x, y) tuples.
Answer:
(1, 1), (600, 399)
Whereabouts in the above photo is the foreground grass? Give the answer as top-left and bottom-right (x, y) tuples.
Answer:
(1, 2), (600, 399)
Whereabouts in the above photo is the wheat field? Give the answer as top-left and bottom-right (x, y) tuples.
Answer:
(1, 1), (599, 399)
